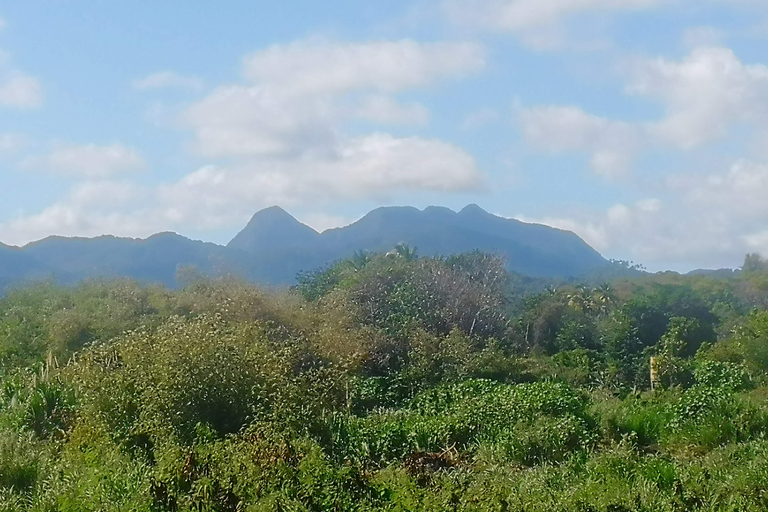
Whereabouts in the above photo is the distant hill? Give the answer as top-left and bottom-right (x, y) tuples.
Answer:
(1, 205), (610, 289)
(686, 268), (740, 278)
(315, 204), (605, 277)
(0, 242), (62, 290)
(21, 233), (247, 289)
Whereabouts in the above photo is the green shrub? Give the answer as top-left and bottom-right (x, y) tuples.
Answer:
(694, 360), (752, 391)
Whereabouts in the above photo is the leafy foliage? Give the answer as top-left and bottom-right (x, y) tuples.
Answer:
(1, 251), (768, 510)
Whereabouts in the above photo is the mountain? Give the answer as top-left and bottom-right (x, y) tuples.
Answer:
(312, 204), (605, 278)
(0, 204), (609, 290)
(0, 243), (61, 291)
(227, 206), (323, 284)
(229, 206), (320, 252)
(21, 233), (245, 288)
(228, 204), (606, 283)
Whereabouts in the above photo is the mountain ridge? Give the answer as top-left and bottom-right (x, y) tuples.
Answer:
(0, 204), (609, 290)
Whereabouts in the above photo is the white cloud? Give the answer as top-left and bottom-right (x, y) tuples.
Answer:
(461, 108), (500, 130)
(2, 38), (487, 246)
(0, 133), (26, 154)
(515, 158), (768, 270)
(184, 84), (338, 158)
(670, 159), (768, 218)
(181, 37), (486, 211)
(0, 20), (44, 108)
(68, 180), (140, 207)
(0, 132), (482, 246)
(22, 143), (146, 178)
(516, 199), (738, 270)
(447, 0), (658, 31)
(159, 133), (483, 227)
(133, 71), (203, 91)
(518, 105), (640, 177)
(443, 0), (659, 48)
(242, 39), (485, 95)
(520, 47), (768, 176)
(627, 46), (768, 149)
(0, 71), (42, 108)
(185, 39), (484, 158)
(353, 95), (429, 125)
(0, 180), (157, 246)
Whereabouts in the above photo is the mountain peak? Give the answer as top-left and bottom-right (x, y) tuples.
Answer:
(228, 206), (319, 252)
(459, 203), (489, 216)
(251, 205), (292, 219)
(1, 203), (609, 291)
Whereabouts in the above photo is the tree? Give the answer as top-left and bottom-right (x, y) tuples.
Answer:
(391, 243), (418, 261)
(591, 283), (616, 317)
(349, 250), (372, 271)
(742, 253), (768, 273)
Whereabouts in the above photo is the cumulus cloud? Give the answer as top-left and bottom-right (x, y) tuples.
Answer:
(242, 40), (485, 95)
(0, 25), (42, 108)
(520, 46), (768, 176)
(159, 134), (482, 228)
(670, 160), (768, 218)
(627, 46), (768, 149)
(353, 95), (430, 126)
(519, 105), (640, 177)
(0, 18), (43, 108)
(0, 180), (158, 246)
(516, 200), (737, 271)
(443, 0), (659, 48)
(0, 71), (42, 108)
(516, 159), (768, 270)
(21, 143), (146, 178)
(184, 84), (338, 158)
(184, 39), (484, 158)
(68, 180), (140, 207)
(0, 135), (481, 245)
(176, 37), (486, 225)
(133, 71), (203, 91)
(2, 38), (486, 245)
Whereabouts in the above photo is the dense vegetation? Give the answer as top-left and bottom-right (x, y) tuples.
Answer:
(1, 250), (768, 511)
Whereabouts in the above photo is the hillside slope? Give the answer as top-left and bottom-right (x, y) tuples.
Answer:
(1, 205), (607, 288)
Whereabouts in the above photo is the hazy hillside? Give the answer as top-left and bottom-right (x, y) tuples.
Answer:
(230, 204), (607, 284)
(0, 243), (61, 291)
(0, 205), (608, 289)
(315, 204), (605, 277)
(21, 233), (248, 289)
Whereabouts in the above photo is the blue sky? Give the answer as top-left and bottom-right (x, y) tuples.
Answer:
(2, 1), (768, 271)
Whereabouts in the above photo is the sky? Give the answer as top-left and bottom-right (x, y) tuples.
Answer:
(1, 1), (768, 271)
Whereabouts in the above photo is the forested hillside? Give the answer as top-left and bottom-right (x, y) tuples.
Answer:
(1, 251), (768, 511)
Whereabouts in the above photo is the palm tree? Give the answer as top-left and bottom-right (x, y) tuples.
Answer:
(592, 283), (616, 317)
(392, 243), (418, 261)
(567, 286), (594, 315)
(349, 250), (371, 271)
